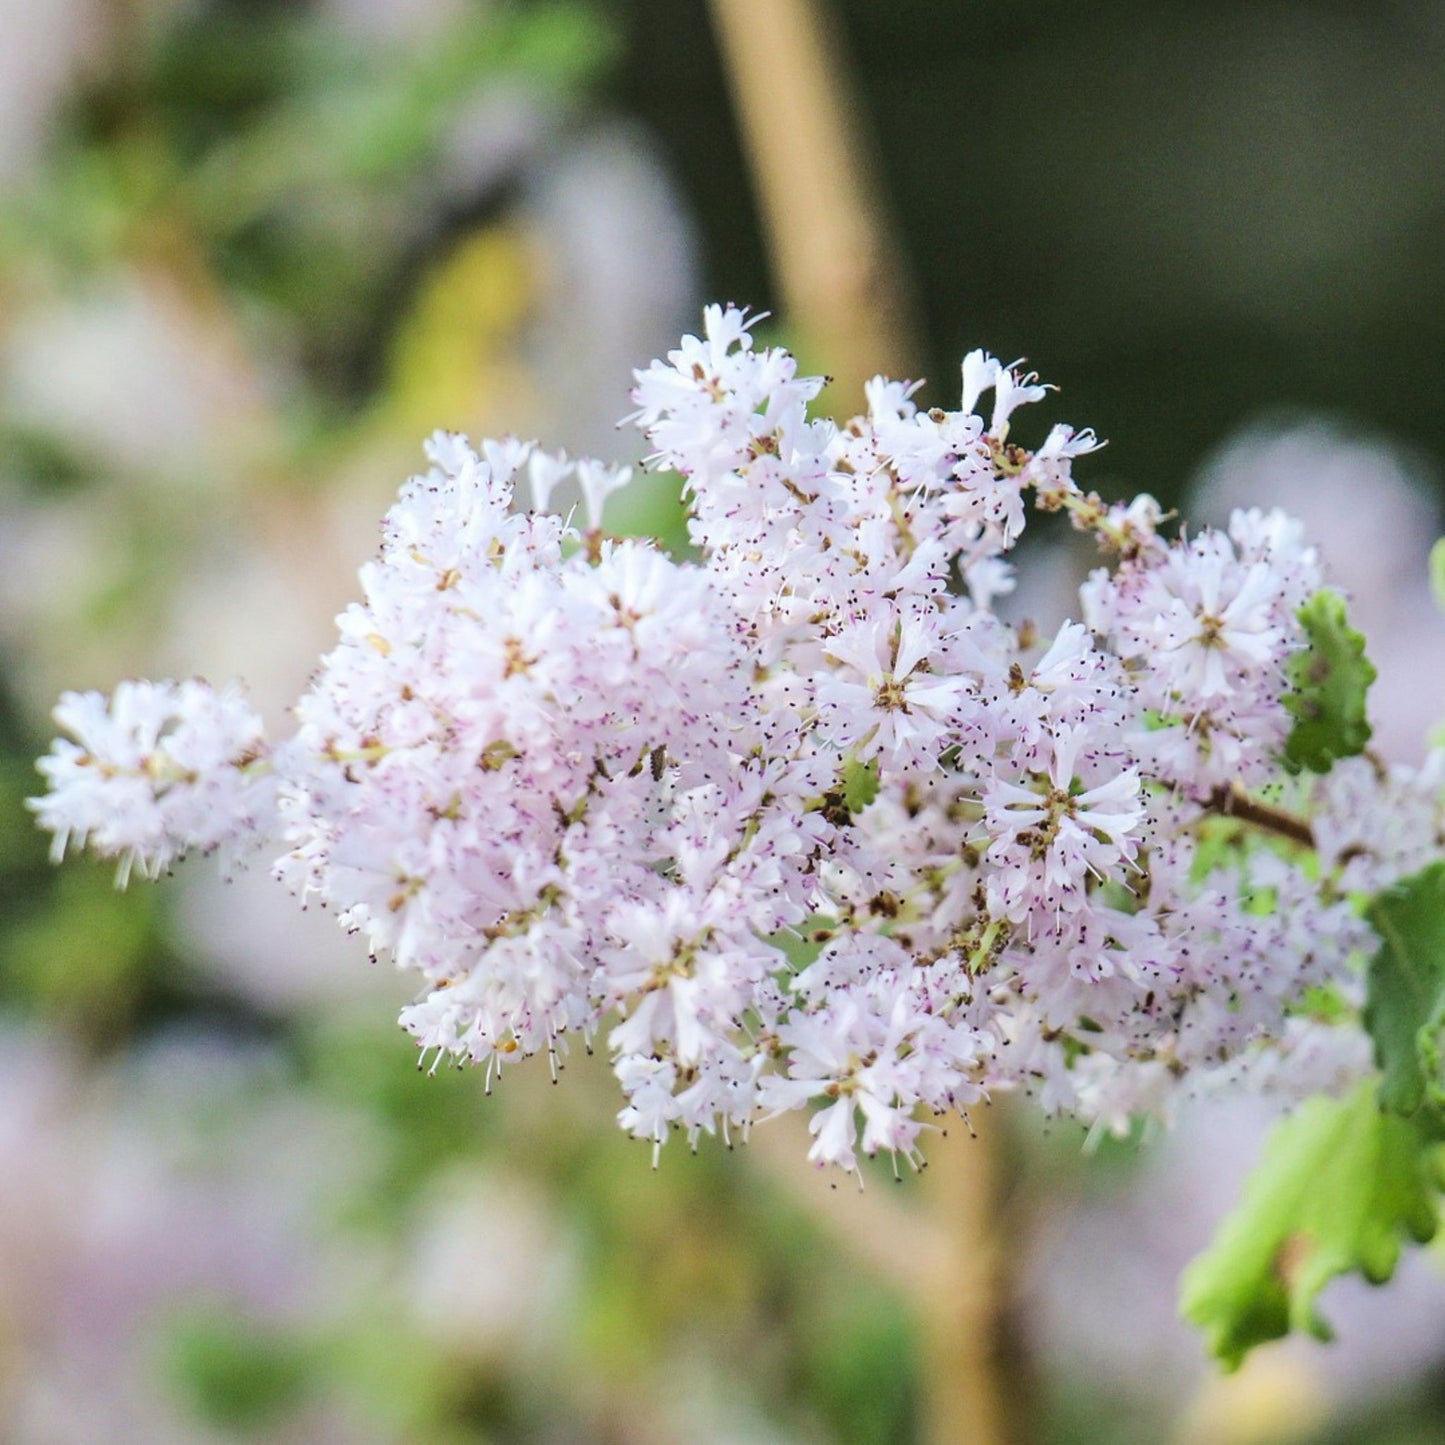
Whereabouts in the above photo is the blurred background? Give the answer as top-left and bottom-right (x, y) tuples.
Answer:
(1, 1), (1444, 1441)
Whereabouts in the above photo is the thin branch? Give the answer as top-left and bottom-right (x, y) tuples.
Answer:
(1206, 783), (1316, 849)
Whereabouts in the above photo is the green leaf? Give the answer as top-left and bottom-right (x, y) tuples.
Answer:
(767, 914), (834, 971)
(1281, 590), (1376, 773)
(1366, 862), (1445, 1118)
(1180, 1082), (1441, 1369)
(842, 757), (880, 814)
(1431, 538), (1445, 613)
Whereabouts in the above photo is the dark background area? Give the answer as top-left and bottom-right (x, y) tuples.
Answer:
(615, 0), (1445, 506)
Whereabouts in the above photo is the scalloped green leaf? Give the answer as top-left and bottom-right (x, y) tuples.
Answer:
(1281, 590), (1376, 774)
(1366, 862), (1445, 1119)
(1430, 538), (1445, 613)
(1180, 1082), (1441, 1370)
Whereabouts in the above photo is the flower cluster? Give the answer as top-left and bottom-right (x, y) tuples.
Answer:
(32, 308), (1444, 1173)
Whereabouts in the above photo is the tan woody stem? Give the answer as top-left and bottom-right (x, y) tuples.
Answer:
(708, 3), (1018, 1441)
(707, 0), (922, 413)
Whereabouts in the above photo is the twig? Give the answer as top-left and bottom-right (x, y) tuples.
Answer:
(1205, 783), (1315, 849)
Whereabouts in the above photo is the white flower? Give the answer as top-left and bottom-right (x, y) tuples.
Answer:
(983, 726), (1142, 920)
(29, 307), (1393, 1171)
(33, 679), (271, 883)
(818, 610), (972, 767)
(1151, 549), (1282, 699)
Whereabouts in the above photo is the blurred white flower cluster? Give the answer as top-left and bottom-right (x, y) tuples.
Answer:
(32, 309), (1444, 1173)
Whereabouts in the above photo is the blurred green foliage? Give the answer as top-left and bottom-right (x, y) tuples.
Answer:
(0, 0), (614, 453)
(162, 1305), (313, 1432)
